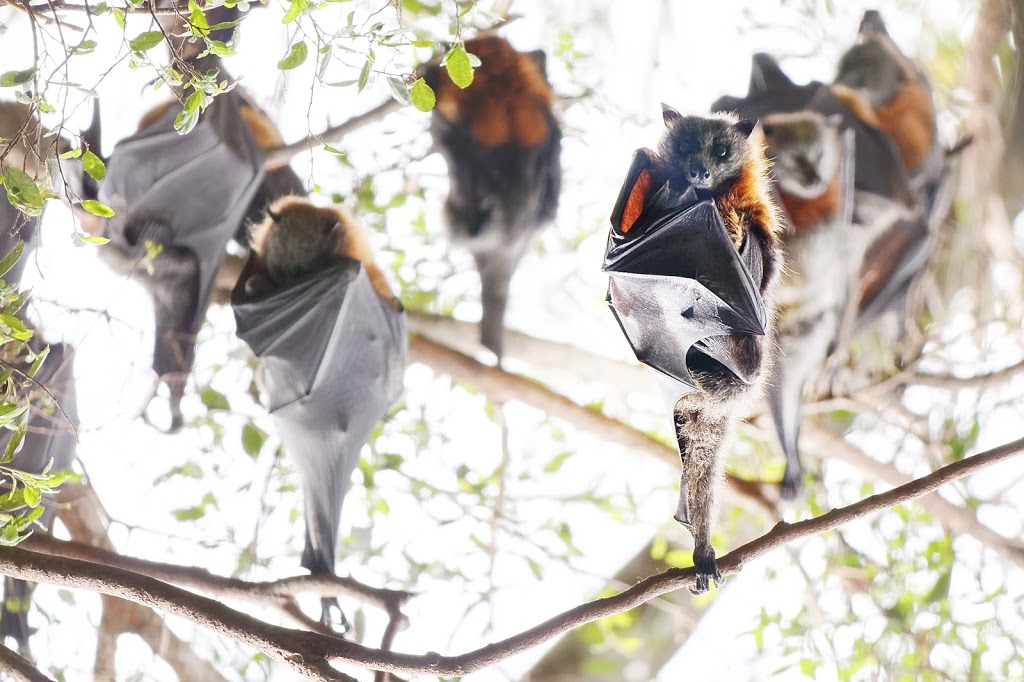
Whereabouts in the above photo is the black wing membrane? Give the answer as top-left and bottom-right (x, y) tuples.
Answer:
(98, 87), (265, 415)
(0, 340), (79, 651)
(603, 149), (767, 399)
(232, 255), (406, 626)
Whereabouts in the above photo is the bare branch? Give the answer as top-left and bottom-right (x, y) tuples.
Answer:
(0, 643), (54, 682)
(1, 437), (1019, 678)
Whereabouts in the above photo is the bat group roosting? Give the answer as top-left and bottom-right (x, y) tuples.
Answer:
(0, 5), (958, 655)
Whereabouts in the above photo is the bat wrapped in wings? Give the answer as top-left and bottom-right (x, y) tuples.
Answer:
(603, 149), (768, 399)
(0, 340), (79, 652)
(231, 199), (406, 629)
(96, 79), (266, 431)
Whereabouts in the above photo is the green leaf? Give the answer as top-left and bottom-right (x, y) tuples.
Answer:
(444, 44), (474, 89)
(91, 2), (108, 14)
(386, 75), (411, 105)
(277, 41), (308, 70)
(75, 234), (110, 246)
(129, 31), (165, 53)
(281, 0), (307, 24)
(0, 314), (31, 341)
(172, 505), (205, 522)
(357, 52), (374, 92)
(112, 6), (125, 28)
(2, 167), (44, 210)
(0, 242), (25, 278)
(80, 200), (114, 217)
(240, 423), (267, 458)
(22, 485), (40, 508)
(74, 39), (98, 55)
(58, 147), (82, 159)
(81, 150), (106, 182)
(200, 386), (230, 411)
(409, 78), (435, 112)
(543, 450), (573, 473)
(0, 70), (34, 88)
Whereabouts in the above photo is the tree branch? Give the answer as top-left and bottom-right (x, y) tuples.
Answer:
(1, 437), (1020, 678)
(0, 643), (54, 682)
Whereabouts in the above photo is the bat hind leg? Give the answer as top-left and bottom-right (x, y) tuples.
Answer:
(319, 598), (351, 635)
(690, 544), (723, 596)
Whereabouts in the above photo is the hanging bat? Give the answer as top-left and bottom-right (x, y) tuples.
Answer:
(604, 106), (782, 593)
(232, 197), (405, 629)
(423, 35), (562, 361)
(760, 112), (857, 498)
(832, 10), (953, 334)
(0, 340), (79, 653)
(94, 58), (267, 432)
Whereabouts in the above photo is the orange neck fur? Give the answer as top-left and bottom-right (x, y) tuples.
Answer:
(714, 131), (782, 249)
(874, 80), (935, 173)
(779, 171), (840, 235)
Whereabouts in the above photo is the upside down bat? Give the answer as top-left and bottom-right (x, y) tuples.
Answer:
(605, 106), (782, 593)
(424, 35), (562, 361)
(232, 197), (405, 629)
(760, 112), (857, 498)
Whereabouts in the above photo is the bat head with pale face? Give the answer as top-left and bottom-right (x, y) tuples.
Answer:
(658, 107), (758, 196)
(762, 111), (843, 199)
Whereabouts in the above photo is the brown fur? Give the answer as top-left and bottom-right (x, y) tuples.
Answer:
(779, 172), (841, 235)
(857, 217), (916, 311)
(874, 80), (934, 172)
(831, 84), (881, 128)
(250, 197), (399, 310)
(434, 36), (554, 149)
(138, 100), (284, 151)
(714, 127), (783, 250)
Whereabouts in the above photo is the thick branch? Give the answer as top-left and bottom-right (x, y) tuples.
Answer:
(1, 437), (1019, 678)
(0, 644), (54, 682)
(407, 333), (779, 518)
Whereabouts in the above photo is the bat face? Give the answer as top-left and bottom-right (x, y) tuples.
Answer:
(603, 149), (767, 397)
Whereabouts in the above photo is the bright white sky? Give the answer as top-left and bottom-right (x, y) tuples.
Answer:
(3, 1), (1013, 681)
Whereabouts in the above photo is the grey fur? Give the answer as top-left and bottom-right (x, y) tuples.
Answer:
(834, 42), (905, 109)
(657, 114), (754, 195)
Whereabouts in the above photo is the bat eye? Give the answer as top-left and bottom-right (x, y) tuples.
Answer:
(714, 145), (728, 158)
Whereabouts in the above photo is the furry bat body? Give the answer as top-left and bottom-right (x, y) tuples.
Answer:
(233, 197), (405, 628)
(605, 107), (782, 593)
(424, 35), (562, 360)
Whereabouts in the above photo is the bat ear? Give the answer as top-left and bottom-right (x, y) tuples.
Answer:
(734, 118), (759, 138)
(266, 208), (281, 223)
(858, 10), (889, 38)
(525, 50), (549, 79)
(662, 103), (683, 127)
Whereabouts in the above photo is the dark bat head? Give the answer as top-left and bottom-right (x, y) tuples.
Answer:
(834, 40), (906, 109)
(857, 10), (890, 39)
(659, 106), (758, 195)
(762, 111), (842, 199)
(251, 197), (343, 286)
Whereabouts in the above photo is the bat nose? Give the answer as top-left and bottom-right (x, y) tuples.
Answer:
(688, 163), (709, 183)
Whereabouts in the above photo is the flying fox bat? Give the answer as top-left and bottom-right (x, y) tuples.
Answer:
(94, 59), (267, 432)
(423, 35), (562, 361)
(232, 197), (405, 630)
(761, 112), (858, 498)
(0, 340), (79, 654)
(605, 107), (782, 593)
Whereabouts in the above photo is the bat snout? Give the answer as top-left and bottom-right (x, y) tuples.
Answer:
(688, 162), (711, 185)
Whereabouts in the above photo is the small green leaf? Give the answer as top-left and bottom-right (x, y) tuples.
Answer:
(200, 387), (230, 411)
(58, 147), (82, 159)
(281, 0), (307, 24)
(0, 70), (34, 88)
(80, 200), (114, 217)
(0, 242), (25, 278)
(2, 167), (44, 210)
(444, 44), (474, 89)
(81, 150), (105, 182)
(74, 234), (110, 246)
(409, 78), (435, 112)
(74, 39), (98, 55)
(172, 505), (205, 521)
(240, 423), (267, 458)
(112, 7), (125, 28)
(129, 31), (165, 53)
(543, 451), (573, 473)
(277, 41), (308, 70)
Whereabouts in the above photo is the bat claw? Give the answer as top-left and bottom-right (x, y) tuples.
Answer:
(688, 546), (723, 595)
(780, 476), (801, 501)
